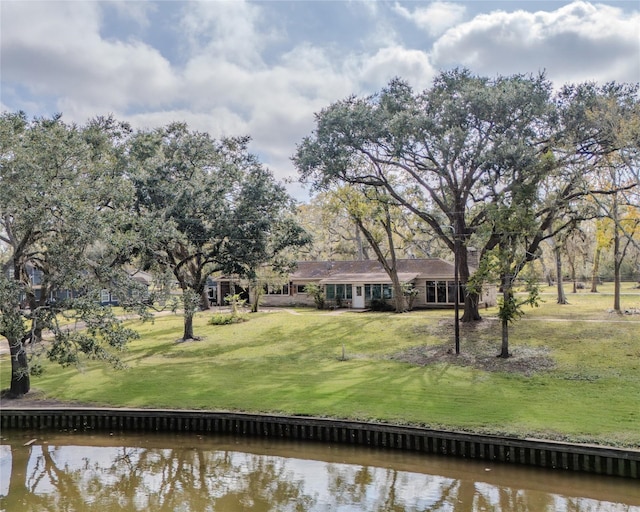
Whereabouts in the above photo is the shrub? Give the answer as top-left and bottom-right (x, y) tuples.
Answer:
(402, 283), (420, 311)
(303, 283), (325, 309)
(370, 298), (394, 311)
(225, 293), (247, 315)
(208, 313), (247, 325)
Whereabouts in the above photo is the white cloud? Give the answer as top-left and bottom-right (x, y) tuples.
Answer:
(394, 1), (467, 37)
(177, 39), (357, 180)
(109, 0), (156, 28)
(430, 1), (640, 85)
(179, 1), (278, 68)
(348, 46), (437, 93)
(172, 2), (359, 182)
(2, 0), (637, 202)
(1, 1), (179, 112)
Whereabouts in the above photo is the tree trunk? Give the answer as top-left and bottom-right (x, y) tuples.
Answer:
(498, 283), (511, 358)
(9, 340), (30, 397)
(179, 284), (200, 341)
(461, 292), (482, 322)
(570, 259), (577, 294)
(250, 284), (262, 313)
(200, 289), (210, 311)
(183, 313), (195, 341)
(591, 247), (601, 293)
(499, 317), (510, 358)
(460, 247), (482, 322)
(613, 225), (622, 313)
(392, 280), (406, 313)
(555, 245), (568, 304)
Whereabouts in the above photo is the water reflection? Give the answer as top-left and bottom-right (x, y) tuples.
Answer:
(1, 432), (638, 511)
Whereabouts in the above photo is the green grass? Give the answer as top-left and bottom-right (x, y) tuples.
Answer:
(2, 282), (639, 447)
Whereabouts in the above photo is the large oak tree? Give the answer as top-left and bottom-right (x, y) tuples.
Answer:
(294, 69), (637, 327)
(128, 123), (308, 340)
(295, 70), (557, 321)
(0, 113), (141, 396)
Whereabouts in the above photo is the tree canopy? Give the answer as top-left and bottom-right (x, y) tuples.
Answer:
(295, 69), (639, 326)
(295, 70), (556, 320)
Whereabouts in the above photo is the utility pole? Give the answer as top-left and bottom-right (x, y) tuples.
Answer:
(450, 224), (460, 355)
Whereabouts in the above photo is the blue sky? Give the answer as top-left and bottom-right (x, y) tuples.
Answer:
(1, 1), (639, 200)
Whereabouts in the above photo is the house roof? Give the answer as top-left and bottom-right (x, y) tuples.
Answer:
(320, 272), (420, 284)
(291, 259), (456, 282)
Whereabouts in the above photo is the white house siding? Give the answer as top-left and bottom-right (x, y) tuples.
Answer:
(258, 292), (315, 308)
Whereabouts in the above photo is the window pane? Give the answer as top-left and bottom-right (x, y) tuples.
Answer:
(447, 281), (457, 303)
(326, 284), (335, 299)
(437, 281), (447, 303)
(383, 284), (393, 299)
(346, 285), (352, 299)
(372, 284), (381, 299)
(365, 284), (371, 299)
(426, 281), (436, 303)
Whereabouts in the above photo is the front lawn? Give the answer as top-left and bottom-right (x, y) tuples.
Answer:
(2, 282), (639, 447)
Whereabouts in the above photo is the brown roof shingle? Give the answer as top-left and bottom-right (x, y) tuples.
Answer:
(290, 259), (455, 281)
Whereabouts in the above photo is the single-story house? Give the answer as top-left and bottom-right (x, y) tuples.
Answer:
(211, 258), (496, 310)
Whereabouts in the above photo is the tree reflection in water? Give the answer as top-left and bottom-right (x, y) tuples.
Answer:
(0, 434), (638, 511)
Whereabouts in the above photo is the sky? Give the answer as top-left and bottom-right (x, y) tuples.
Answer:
(1, 0), (639, 201)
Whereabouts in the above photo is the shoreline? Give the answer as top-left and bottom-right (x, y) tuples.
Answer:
(2, 402), (639, 479)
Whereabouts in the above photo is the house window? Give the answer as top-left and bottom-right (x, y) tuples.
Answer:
(101, 289), (111, 304)
(296, 284), (307, 294)
(325, 284), (352, 300)
(326, 284), (335, 300)
(364, 284), (393, 300)
(426, 281), (464, 303)
(365, 284), (380, 299)
(31, 269), (43, 285)
(426, 281), (437, 303)
(265, 284), (290, 295)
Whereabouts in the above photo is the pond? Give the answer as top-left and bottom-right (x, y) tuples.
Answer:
(1, 431), (638, 511)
